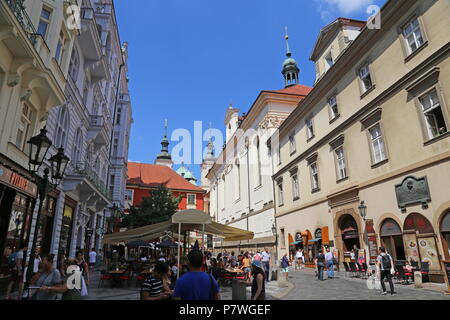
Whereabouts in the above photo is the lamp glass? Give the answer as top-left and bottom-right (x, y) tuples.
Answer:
(49, 147), (70, 185)
(27, 127), (52, 173)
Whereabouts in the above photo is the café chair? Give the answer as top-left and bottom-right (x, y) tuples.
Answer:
(349, 262), (358, 278)
(98, 270), (113, 288)
(420, 262), (430, 283)
(342, 262), (351, 278)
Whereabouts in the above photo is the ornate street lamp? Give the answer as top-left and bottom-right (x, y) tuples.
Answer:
(27, 127), (52, 173)
(23, 128), (70, 299)
(49, 147), (70, 185)
(358, 201), (367, 221)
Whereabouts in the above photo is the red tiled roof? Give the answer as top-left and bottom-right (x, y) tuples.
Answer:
(127, 162), (204, 192)
(265, 84), (313, 96)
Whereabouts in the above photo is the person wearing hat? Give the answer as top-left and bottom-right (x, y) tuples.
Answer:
(241, 260), (266, 300)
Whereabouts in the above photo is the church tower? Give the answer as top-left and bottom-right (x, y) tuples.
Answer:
(155, 120), (173, 168)
(282, 27), (300, 88)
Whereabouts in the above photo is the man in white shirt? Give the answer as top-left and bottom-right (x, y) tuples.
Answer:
(89, 248), (97, 270)
(324, 247), (334, 279)
(295, 249), (303, 270)
(261, 248), (271, 282)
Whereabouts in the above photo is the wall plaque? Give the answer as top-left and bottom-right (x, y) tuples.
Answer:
(395, 176), (431, 213)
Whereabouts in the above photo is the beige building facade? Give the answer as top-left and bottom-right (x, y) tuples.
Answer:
(272, 0), (450, 283)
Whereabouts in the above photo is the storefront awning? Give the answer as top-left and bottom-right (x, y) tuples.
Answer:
(290, 241), (302, 245)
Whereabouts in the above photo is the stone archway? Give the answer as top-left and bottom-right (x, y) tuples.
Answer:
(333, 208), (364, 261)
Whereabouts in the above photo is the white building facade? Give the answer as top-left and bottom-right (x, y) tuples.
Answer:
(202, 36), (311, 253)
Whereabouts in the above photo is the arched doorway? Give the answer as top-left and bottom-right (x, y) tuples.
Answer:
(339, 214), (360, 252)
(403, 213), (441, 273)
(380, 218), (405, 261)
(440, 210), (450, 260)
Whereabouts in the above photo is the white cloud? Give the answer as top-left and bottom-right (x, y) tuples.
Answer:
(316, 0), (377, 22)
(324, 0), (373, 14)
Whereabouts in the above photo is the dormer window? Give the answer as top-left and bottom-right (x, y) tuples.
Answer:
(325, 52), (334, 71)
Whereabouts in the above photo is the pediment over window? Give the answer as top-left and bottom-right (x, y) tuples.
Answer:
(405, 66), (440, 97)
(360, 107), (382, 131)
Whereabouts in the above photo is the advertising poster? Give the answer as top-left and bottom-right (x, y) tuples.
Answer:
(417, 237), (441, 272)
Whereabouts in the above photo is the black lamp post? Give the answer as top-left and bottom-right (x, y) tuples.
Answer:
(23, 127), (70, 299)
(358, 201), (367, 221)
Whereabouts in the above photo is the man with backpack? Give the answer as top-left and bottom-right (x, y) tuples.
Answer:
(376, 247), (397, 296)
(5, 245), (26, 300)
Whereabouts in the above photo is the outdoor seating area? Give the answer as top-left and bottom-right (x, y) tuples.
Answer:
(341, 259), (431, 286)
(98, 261), (156, 288)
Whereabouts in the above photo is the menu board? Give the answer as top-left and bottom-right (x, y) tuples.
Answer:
(344, 252), (352, 263)
(417, 237), (440, 272)
(368, 235), (378, 265)
(357, 249), (366, 264)
(404, 233), (420, 263)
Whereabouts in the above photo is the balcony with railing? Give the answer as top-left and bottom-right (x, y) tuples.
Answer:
(72, 162), (110, 200)
(87, 115), (110, 151)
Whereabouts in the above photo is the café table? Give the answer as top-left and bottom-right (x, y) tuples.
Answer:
(109, 270), (126, 287)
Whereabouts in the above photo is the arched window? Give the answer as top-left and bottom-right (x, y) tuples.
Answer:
(72, 128), (83, 164)
(235, 160), (240, 200)
(255, 137), (262, 186)
(54, 106), (69, 148)
(68, 48), (79, 81)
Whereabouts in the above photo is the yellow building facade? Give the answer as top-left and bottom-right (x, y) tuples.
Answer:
(271, 0), (450, 283)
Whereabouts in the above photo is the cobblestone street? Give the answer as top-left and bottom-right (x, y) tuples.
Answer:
(283, 268), (450, 300)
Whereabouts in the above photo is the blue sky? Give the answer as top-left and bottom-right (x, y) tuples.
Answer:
(115, 0), (386, 181)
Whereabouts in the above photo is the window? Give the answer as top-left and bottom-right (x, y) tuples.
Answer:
(277, 179), (284, 206)
(16, 104), (34, 152)
(187, 194), (196, 206)
(255, 137), (262, 186)
(335, 147), (347, 180)
(72, 128), (83, 163)
(289, 133), (296, 154)
(113, 138), (119, 155)
(419, 89), (447, 139)
(329, 96), (339, 120)
(359, 64), (373, 93)
(235, 160), (240, 200)
(37, 7), (51, 38)
(310, 163), (319, 191)
(221, 175), (226, 210)
(55, 30), (67, 65)
(306, 118), (314, 140)
(116, 108), (122, 125)
(403, 18), (424, 55)
(291, 173), (299, 200)
(125, 189), (133, 201)
(68, 49), (80, 81)
(369, 124), (387, 163)
(325, 52), (334, 71)
(54, 106), (69, 148)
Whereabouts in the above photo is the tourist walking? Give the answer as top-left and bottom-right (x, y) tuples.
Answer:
(376, 247), (396, 296)
(242, 260), (266, 300)
(75, 250), (90, 287)
(280, 252), (290, 282)
(141, 262), (172, 300)
(31, 254), (62, 300)
(315, 249), (325, 281)
(173, 250), (220, 300)
(261, 248), (271, 282)
(324, 247), (334, 279)
(88, 248), (97, 271)
(294, 249), (303, 270)
(5, 245), (26, 300)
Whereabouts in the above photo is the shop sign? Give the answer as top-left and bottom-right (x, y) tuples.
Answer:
(0, 164), (37, 197)
(295, 233), (302, 242)
(395, 176), (431, 213)
(314, 229), (322, 239)
(367, 235), (378, 265)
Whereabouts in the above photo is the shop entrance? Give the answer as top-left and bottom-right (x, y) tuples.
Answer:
(439, 210), (450, 260)
(339, 214), (360, 252)
(403, 213), (441, 274)
(380, 218), (406, 261)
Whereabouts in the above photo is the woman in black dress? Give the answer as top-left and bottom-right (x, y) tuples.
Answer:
(242, 260), (266, 300)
